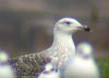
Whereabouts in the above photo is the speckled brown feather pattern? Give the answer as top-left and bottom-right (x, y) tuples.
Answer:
(10, 52), (51, 78)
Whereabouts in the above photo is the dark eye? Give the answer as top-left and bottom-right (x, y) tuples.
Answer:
(64, 21), (71, 25)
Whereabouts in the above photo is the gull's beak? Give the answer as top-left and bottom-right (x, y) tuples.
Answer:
(77, 25), (91, 32)
(83, 25), (91, 32)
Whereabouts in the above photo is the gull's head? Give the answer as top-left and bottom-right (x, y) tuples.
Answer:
(43, 63), (57, 74)
(0, 52), (9, 63)
(54, 17), (91, 34)
(76, 42), (93, 59)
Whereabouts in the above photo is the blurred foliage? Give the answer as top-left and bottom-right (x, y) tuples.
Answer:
(90, 3), (99, 23)
(98, 57), (109, 78)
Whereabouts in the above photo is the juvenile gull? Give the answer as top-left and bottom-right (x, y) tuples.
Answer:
(64, 42), (100, 78)
(0, 52), (15, 78)
(11, 17), (91, 77)
(37, 63), (60, 78)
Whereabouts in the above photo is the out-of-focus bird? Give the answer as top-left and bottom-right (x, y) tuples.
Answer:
(37, 63), (60, 78)
(64, 42), (100, 78)
(0, 52), (15, 78)
(10, 17), (91, 78)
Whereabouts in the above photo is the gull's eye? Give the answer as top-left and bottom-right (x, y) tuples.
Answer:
(64, 21), (72, 25)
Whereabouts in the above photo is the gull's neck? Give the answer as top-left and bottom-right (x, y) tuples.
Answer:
(51, 31), (75, 57)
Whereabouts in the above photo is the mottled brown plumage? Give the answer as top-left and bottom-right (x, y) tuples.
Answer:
(11, 51), (51, 78)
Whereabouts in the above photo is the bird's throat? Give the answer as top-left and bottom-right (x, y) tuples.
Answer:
(52, 32), (75, 58)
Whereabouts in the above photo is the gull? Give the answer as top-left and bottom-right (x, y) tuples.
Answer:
(37, 63), (60, 78)
(10, 17), (91, 77)
(64, 42), (100, 78)
(0, 51), (15, 78)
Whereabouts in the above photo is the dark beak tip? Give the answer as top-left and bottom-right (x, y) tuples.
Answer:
(84, 27), (91, 32)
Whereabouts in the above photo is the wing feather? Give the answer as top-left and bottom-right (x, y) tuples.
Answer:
(10, 52), (51, 78)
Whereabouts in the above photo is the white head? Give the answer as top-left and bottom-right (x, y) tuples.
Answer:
(76, 42), (93, 59)
(0, 52), (9, 63)
(54, 17), (90, 34)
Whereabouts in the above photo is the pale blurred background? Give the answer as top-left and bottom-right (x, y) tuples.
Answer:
(0, 0), (109, 57)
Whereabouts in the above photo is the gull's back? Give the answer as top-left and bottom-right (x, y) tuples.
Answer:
(11, 49), (51, 78)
